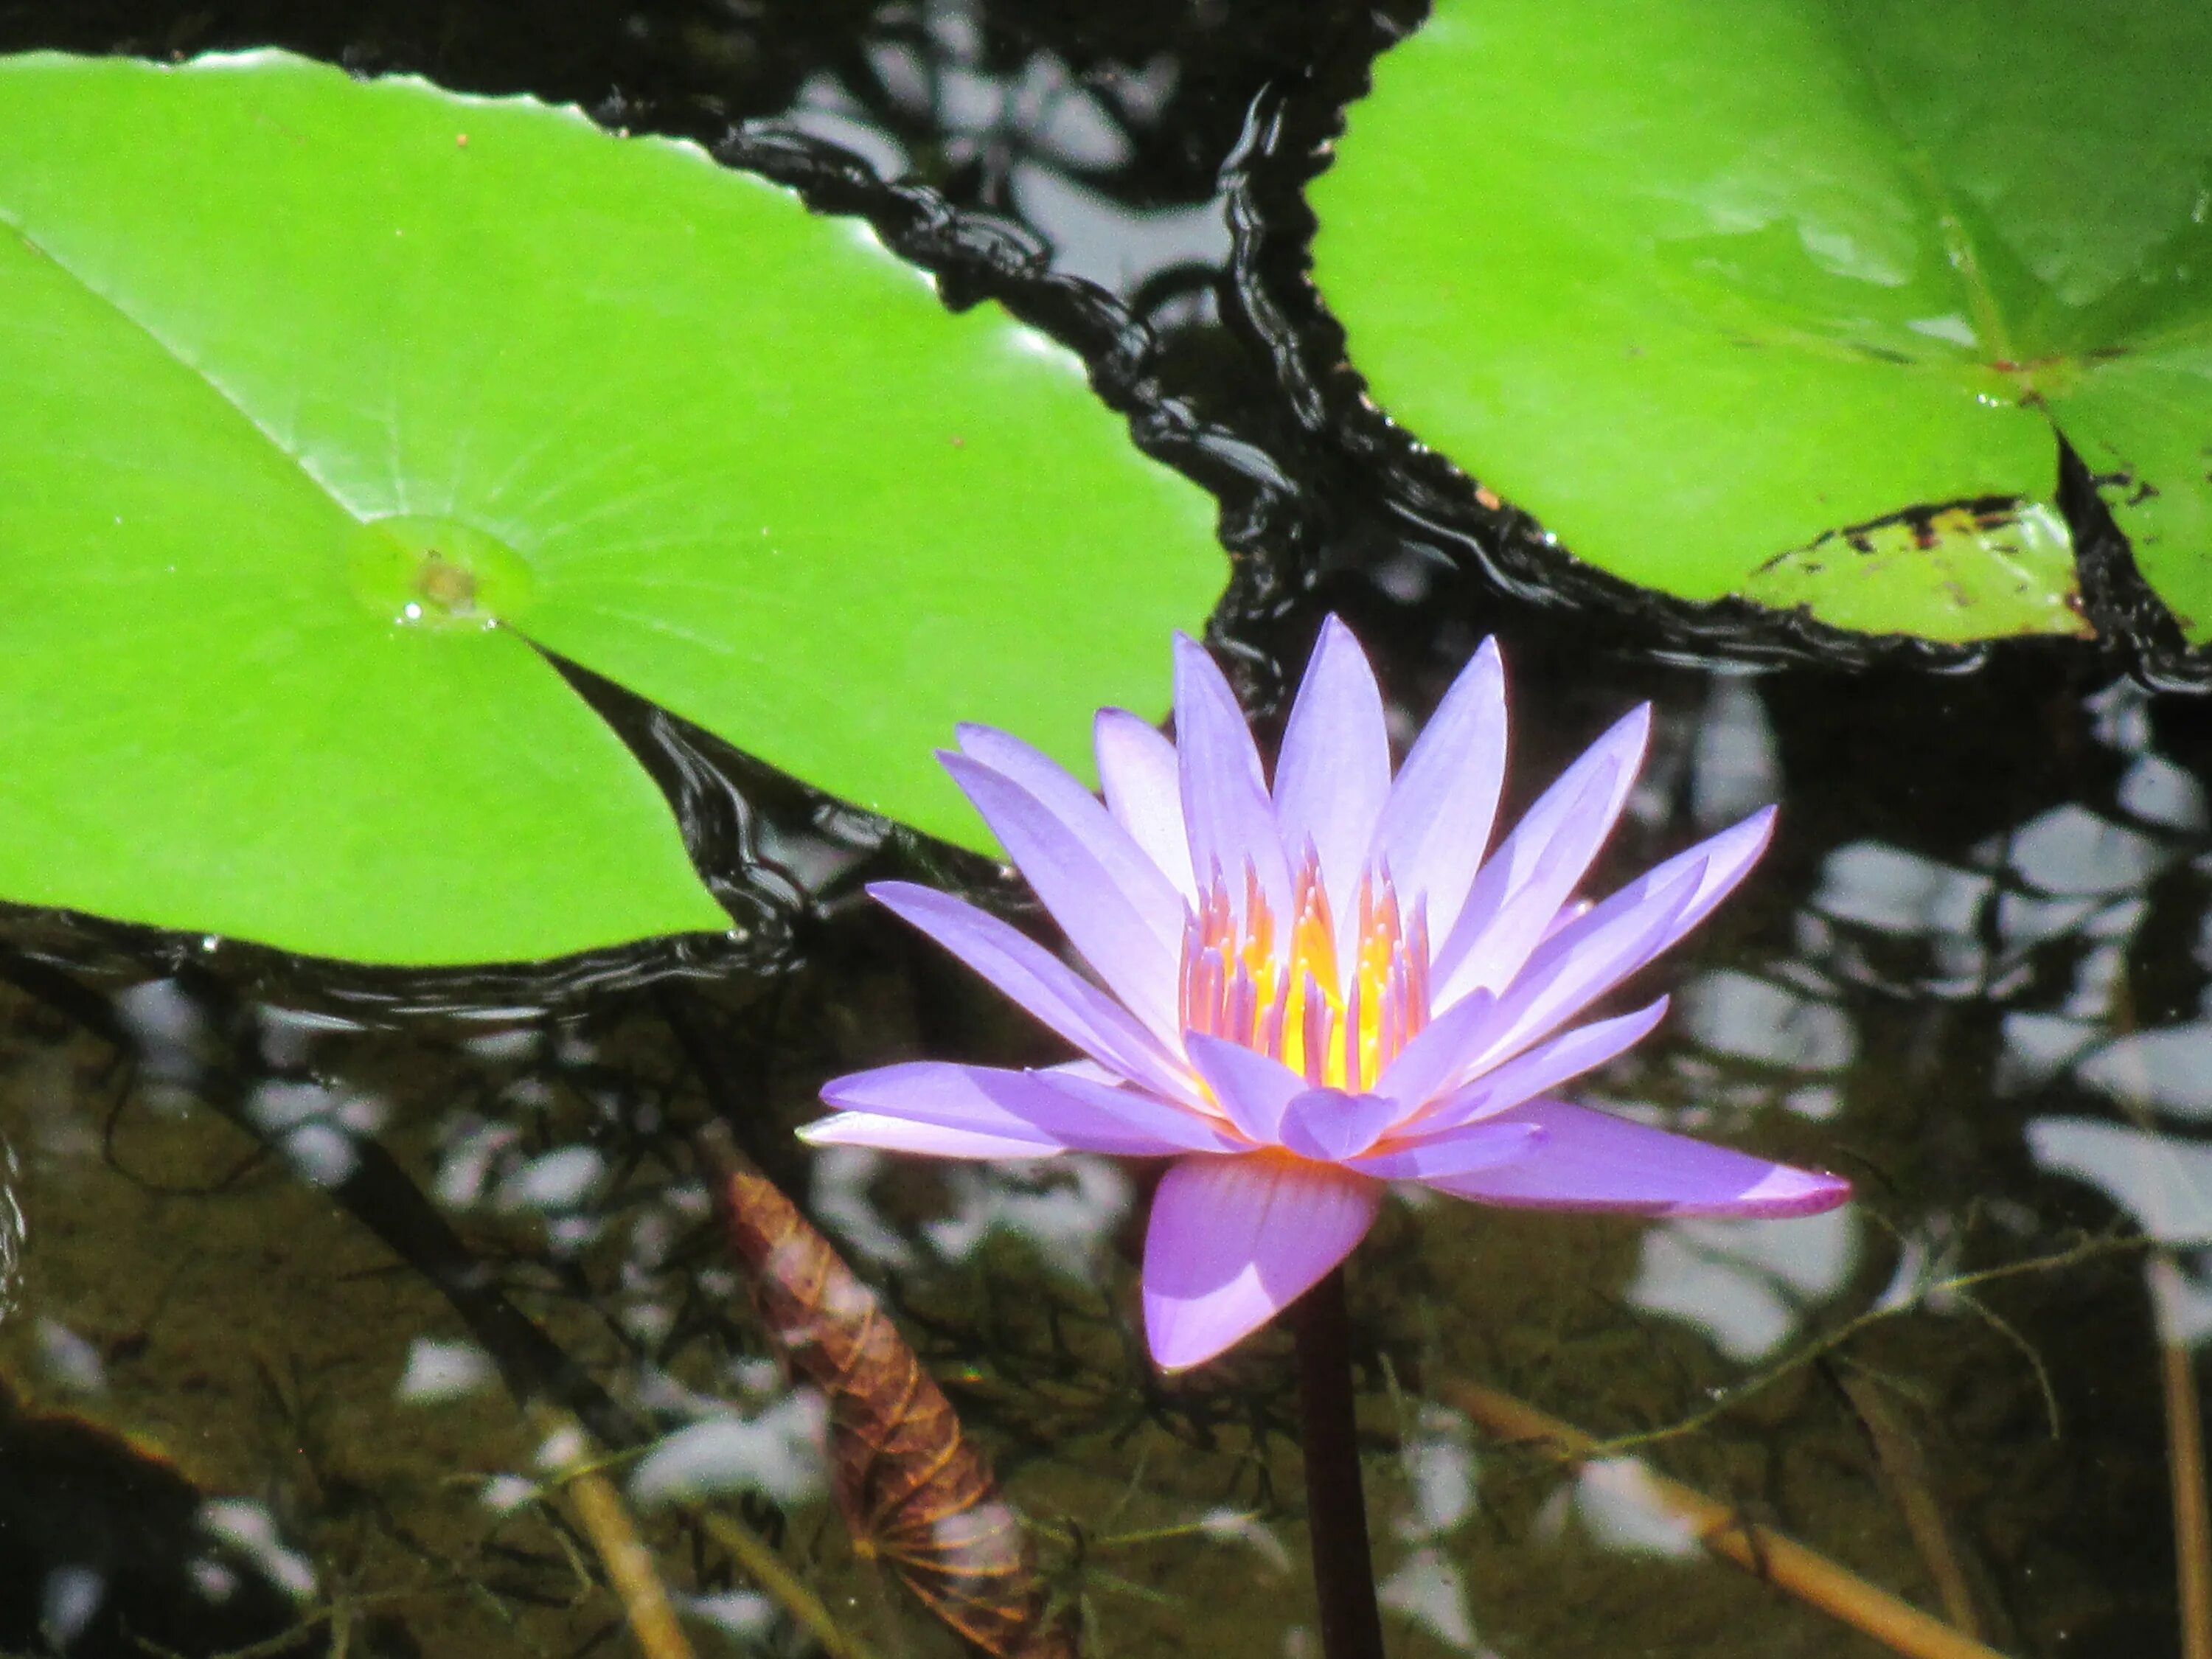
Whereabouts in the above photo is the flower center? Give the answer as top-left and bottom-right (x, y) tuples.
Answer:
(1178, 853), (1430, 1091)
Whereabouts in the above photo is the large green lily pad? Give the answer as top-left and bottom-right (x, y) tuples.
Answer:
(1310, 0), (2212, 644)
(0, 51), (1221, 964)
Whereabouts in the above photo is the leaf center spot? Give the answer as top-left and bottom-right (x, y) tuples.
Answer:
(349, 515), (536, 632)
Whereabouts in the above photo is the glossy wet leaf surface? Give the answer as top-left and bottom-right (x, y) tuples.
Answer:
(1310, 0), (2212, 643)
(0, 50), (1222, 964)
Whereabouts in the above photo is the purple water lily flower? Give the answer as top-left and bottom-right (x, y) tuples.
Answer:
(807, 619), (1849, 1370)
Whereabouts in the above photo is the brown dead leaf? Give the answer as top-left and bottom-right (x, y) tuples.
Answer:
(707, 1136), (1073, 1659)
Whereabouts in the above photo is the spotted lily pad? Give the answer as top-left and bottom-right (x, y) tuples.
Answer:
(0, 51), (1222, 964)
(1310, 0), (2212, 644)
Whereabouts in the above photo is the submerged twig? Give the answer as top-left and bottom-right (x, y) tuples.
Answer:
(1443, 1382), (2012, 1659)
(128, 1590), (414, 1659)
(2102, 967), (2212, 1659)
(0, 951), (641, 1446)
(532, 1408), (698, 1659)
(1837, 1371), (1987, 1639)
(692, 1509), (882, 1659)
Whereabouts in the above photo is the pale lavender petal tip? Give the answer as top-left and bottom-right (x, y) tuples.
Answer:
(861, 880), (1192, 1104)
(1371, 633), (1509, 939)
(1725, 1163), (1852, 1218)
(799, 1111), (1065, 1160)
(1409, 995), (1669, 1135)
(1429, 703), (1651, 1004)
(1419, 1099), (1851, 1218)
(953, 723), (1183, 914)
(1273, 616), (1391, 914)
(821, 1060), (1234, 1158)
(1093, 707), (1195, 897)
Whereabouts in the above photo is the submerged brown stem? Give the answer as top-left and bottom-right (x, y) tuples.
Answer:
(1442, 1382), (2011, 1659)
(2149, 1257), (2212, 1659)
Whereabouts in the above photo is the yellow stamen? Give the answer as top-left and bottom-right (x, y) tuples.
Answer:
(1179, 852), (1430, 1096)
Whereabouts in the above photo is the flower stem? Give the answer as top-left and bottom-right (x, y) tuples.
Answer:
(1292, 1268), (1386, 1659)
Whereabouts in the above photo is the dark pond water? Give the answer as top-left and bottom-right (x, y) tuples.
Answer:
(0, 3), (2207, 1657)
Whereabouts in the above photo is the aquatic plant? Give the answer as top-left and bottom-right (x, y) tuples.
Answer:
(0, 50), (1220, 964)
(1310, 0), (2212, 645)
(808, 618), (1850, 1369)
(809, 617), (1852, 1658)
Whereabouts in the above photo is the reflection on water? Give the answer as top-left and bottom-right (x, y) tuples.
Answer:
(1629, 1207), (1860, 1362)
(783, 0), (1234, 307)
(0, 1), (2207, 1656)
(1559, 1458), (1704, 1562)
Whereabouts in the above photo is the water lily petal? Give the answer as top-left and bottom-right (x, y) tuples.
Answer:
(1277, 1088), (1401, 1162)
(798, 1112), (1065, 1160)
(1539, 897), (1593, 945)
(1470, 805), (1774, 1071)
(1543, 807), (1776, 977)
(1374, 987), (1498, 1117)
(1406, 996), (1670, 1135)
(1273, 616), (1392, 922)
(818, 1062), (1237, 1157)
(1026, 1066), (1250, 1153)
(1462, 860), (1703, 1075)
(941, 751), (1181, 1041)
(1173, 634), (1292, 921)
(1430, 764), (1619, 1009)
(956, 723), (1186, 956)
(1048, 1059), (1124, 1088)
(1368, 637), (1506, 941)
(810, 1064), (1086, 1150)
(1095, 709), (1196, 898)
(1417, 1099), (1850, 1217)
(869, 881), (1197, 1104)
(1186, 1034), (1305, 1143)
(1142, 1155), (1382, 1369)
(1350, 1119), (1543, 1180)
(1431, 703), (1651, 1005)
